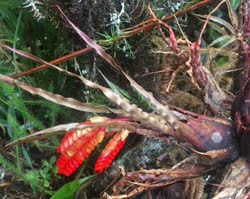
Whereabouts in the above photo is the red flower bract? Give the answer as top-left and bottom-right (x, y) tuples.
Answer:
(94, 129), (129, 173)
(57, 127), (105, 176)
(56, 117), (130, 176)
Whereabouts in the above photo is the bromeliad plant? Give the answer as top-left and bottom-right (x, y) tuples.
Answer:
(1, 0), (250, 198)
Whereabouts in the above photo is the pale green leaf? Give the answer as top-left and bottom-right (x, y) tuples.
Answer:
(51, 175), (95, 199)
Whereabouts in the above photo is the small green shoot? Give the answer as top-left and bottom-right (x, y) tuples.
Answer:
(51, 175), (96, 199)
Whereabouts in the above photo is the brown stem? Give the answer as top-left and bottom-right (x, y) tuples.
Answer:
(122, 0), (213, 33)
(11, 47), (93, 78)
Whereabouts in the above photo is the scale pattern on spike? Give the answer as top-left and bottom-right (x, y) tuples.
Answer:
(94, 129), (129, 173)
(57, 127), (105, 176)
(56, 117), (130, 176)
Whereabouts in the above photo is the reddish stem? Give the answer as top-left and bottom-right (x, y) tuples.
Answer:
(11, 47), (93, 78)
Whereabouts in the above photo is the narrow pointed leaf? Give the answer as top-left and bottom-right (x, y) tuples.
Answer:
(56, 6), (122, 73)
(221, 35), (237, 48)
(6, 123), (79, 148)
(208, 35), (232, 47)
(98, 69), (131, 100)
(51, 175), (96, 199)
(56, 6), (177, 125)
(206, 21), (229, 35)
(0, 74), (111, 114)
(194, 14), (235, 34)
(6, 117), (136, 148)
(0, 47), (125, 116)
(226, 0), (239, 30)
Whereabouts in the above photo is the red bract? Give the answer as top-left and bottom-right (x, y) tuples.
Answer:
(56, 117), (130, 176)
(57, 127), (105, 176)
(94, 129), (129, 173)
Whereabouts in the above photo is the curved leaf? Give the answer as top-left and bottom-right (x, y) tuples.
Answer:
(0, 74), (111, 113)
(56, 6), (177, 126)
(6, 123), (79, 148)
(208, 35), (232, 47)
(51, 175), (96, 199)
(229, 0), (241, 10)
(194, 14), (235, 34)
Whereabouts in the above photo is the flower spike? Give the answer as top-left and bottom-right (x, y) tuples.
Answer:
(94, 129), (129, 173)
(56, 117), (130, 176)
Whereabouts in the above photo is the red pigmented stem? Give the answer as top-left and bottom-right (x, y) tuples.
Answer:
(11, 47), (93, 78)
(190, 42), (208, 88)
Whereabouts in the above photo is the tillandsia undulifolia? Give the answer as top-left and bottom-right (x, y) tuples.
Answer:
(1, 0), (250, 198)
